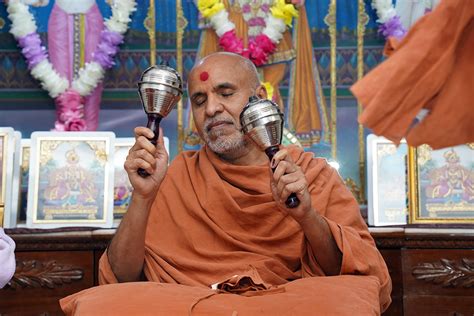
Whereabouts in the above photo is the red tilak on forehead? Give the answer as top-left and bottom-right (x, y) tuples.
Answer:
(199, 71), (209, 81)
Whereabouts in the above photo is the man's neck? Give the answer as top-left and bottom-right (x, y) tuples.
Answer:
(215, 145), (269, 166)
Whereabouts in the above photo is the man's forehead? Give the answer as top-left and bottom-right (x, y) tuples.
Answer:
(189, 65), (239, 92)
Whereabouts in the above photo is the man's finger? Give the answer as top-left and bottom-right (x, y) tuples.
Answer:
(129, 149), (156, 168)
(134, 126), (154, 140)
(125, 158), (154, 175)
(136, 136), (157, 154)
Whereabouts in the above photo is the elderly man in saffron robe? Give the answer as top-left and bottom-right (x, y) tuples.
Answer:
(61, 52), (391, 315)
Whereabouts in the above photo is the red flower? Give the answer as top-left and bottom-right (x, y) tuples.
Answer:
(219, 32), (277, 67)
(248, 38), (272, 66)
(219, 30), (244, 54)
(255, 34), (276, 54)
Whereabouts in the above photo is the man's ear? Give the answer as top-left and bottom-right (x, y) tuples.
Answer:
(255, 84), (268, 100)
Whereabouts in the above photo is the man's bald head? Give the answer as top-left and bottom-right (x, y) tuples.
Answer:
(188, 52), (260, 90)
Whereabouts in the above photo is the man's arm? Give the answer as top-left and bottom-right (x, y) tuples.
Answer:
(295, 210), (342, 275)
(107, 196), (153, 282)
(107, 127), (168, 282)
(270, 149), (341, 275)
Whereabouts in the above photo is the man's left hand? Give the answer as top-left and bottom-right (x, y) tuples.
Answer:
(269, 148), (312, 223)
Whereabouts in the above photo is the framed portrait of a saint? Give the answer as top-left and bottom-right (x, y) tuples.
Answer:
(113, 138), (134, 224)
(0, 127), (15, 227)
(112, 137), (169, 226)
(27, 132), (115, 228)
(367, 134), (408, 226)
(408, 144), (474, 224)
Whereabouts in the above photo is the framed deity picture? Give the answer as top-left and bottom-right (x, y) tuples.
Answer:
(367, 134), (408, 226)
(113, 138), (134, 224)
(408, 144), (474, 224)
(0, 127), (15, 227)
(27, 132), (115, 228)
(9, 138), (30, 228)
(112, 137), (169, 226)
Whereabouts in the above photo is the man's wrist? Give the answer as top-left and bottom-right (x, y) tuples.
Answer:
(130, 193), (155, 211)
(296, 207), (318, 228)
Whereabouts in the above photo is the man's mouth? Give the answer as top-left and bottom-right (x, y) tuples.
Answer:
(206, 121), (233, 132)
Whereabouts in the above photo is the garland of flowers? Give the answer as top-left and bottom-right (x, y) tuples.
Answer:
(238, 0), (273, 37)
(197, 0), (298, 66)
(7, 0), (136, 131)
(371, 0), (406, 40)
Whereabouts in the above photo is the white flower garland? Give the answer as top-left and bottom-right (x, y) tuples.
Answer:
(7, 0), (136, 98)
(237, 0), (274, 37)
(371, 0), (397, 24)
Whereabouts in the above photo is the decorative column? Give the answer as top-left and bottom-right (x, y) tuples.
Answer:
(145, 0), (156, 66)
(324, 0), (337, 160)
(357, 0), (369, 203)
(176, 0), (187, 153)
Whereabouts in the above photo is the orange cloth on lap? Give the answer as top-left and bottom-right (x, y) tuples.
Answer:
(61, 146), (391, 314)
(351, 0), (474, 149)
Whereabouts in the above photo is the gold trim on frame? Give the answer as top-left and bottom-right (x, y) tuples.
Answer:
(324, 0), (337, 160)
(176, 0), (187, 153)
(408, 145), (474, 224)
(31, 136), (111, 224)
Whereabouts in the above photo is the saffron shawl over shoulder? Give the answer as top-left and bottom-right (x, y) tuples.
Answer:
(61, 146), (391, 315)
(351, 0), (474, 149)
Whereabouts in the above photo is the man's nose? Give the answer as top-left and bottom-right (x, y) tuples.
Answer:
(205, 95), (224, 117)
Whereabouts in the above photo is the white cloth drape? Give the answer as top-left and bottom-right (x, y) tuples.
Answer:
(0, 228), (15, 288)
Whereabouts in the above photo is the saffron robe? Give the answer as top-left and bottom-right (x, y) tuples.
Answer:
(61, 146), (391, 315)
(351, 0), (474, 149)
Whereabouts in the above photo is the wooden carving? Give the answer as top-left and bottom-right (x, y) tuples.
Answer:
(6, 260), (84, 290)
(412, 258), (474, 288)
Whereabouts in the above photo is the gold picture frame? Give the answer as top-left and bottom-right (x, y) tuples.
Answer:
(27, 132), (115, 228)
(408, 144), (474, 224)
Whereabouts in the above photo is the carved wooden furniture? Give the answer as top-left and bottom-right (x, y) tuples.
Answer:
(1, 228), (473, 316)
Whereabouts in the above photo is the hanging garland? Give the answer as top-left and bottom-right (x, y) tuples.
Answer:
(7, 0), (136, 131)
(197, 0), (298, 66)
(371, 0), (406, 40)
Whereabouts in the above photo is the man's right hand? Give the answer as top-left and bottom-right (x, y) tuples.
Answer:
(124, 127), (168, 201)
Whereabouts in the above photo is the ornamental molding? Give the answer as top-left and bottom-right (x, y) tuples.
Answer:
(6, 260), (84, 290)
(412, 258), (474, 288)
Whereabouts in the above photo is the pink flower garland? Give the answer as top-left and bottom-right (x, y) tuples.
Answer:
(218, 30), (276, 67)
(54, 89), (87, 131)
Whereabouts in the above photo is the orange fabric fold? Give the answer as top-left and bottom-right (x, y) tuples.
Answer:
(291, 6), (328, 144)
(351, 0), (474, 149)
(61, 276), (383, 315)
(65, 145), (391, 314)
